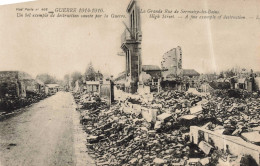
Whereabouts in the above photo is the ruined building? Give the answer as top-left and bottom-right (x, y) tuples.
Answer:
(0, 71), (32, 99)
(161, 46), (183, 81)
(120, 0), (142, 93)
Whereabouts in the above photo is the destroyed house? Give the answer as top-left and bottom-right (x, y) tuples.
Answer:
(236, 78), (247, 89)
(0, 71), (32, 99)
(234, 77), (256, 92)
(160, 74), (183, 91)
(182, 69), (200, 89)
(142, 65), (161, 85)
(140, 65), (161, 92)
(23, 79), (44, 93)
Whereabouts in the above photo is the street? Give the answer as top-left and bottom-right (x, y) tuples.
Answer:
(0, 92), (94, 166)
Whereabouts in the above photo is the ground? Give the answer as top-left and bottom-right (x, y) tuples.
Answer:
(0, 92), (95, 166)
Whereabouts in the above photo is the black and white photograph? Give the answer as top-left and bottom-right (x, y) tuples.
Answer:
(0, 0), (260, 165)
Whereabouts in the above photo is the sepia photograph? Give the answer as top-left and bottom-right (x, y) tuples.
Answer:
(0, 0), (260, 165)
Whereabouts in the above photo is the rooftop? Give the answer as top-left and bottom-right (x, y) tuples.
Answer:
(142, 65), (161, 71)
(183, 69), (200, 77)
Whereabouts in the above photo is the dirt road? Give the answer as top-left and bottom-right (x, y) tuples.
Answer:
(0, 92), (95, 166)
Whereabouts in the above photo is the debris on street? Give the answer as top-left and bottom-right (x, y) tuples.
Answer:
(74, 88), (260, 165)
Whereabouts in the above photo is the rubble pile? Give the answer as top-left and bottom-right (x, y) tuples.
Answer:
(74, 89), (260, 165)
(73, 92), (106, 110)
(116, 90), (205, 131)
(150, 90), (202, 114)
(80, 103), (205, 165)
(201, 94), (260, 137)
(74, 91), (214, 165)
(0, 91), (47, 113)
(141, 90), (205, 129)
(210, 89), (260, 99)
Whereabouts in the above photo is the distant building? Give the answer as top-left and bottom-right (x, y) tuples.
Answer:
(233, 77), (255, 92)
(161, 46), (182, 80)
(142, 65), (161, 82)
(116, 65), (162, 93)
(84, 81), (100, 93)
(137, 65), (162, 93)
(35, 79), (45, 93)
(141, 65), (161, 91)
(120, 0), (142, 93)
(182, 69), (200, 89)
(45, 84), (60, 95)
(199, 73), (218, 82)
(183, 69), (200, 78)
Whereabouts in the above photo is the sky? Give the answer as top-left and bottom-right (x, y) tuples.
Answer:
(0, 0), (260, 79)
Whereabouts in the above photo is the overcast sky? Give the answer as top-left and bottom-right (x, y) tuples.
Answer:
(0, 0), (260, 79)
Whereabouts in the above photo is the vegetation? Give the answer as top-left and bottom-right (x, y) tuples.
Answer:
(70, 71), (82, 88)
(84, 62), (97, 81)
(36, 74), (57, 84)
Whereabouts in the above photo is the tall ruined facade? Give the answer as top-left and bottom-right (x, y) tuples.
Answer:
(120, 0), (142, 93)
(161, 46), (183, 80)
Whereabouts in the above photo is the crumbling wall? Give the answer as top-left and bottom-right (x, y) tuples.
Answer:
(190, 126), (260, 164)
(0, 72), (47, 113)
